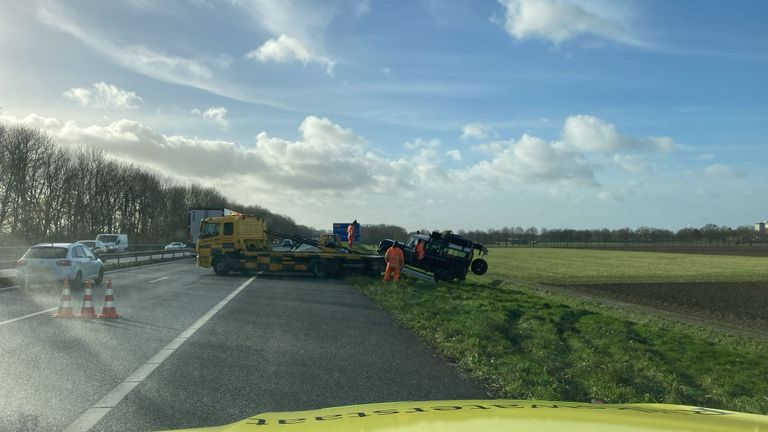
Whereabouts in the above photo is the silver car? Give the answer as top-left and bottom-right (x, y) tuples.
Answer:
(77, 240), (108, 255)
(164, 242), (188, 250)
(16, 243), (104, 290)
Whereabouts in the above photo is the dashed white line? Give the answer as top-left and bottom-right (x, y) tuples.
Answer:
(62, 276), (256, 432)
(149, 276), (170, 283)
(0, 307), (58, 327)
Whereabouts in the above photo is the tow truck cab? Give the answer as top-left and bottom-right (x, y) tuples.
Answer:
(378, 231), (489, 282)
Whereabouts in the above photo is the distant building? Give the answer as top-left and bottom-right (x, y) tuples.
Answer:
(756, 222), (767, 234)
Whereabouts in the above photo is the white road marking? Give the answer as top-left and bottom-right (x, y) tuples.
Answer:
(0, 307), (58, 327)
(0, 285), (19, 292)
(62, 276), (256, 432)
(148, 276), (170, 283)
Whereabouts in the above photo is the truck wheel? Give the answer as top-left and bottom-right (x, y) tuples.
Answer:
(310, 260), (328, 278)
(434, 268), (450, 282)
(213, 259), (230, 276)
(471, 258), (488, 275)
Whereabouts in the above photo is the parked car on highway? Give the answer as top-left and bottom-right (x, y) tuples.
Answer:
(16, 243), (104, 290)
(76, 240), (108, 255)
(164, 242), (188, 250)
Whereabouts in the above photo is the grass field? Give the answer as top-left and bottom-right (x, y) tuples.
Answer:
(480, 248), (768, 284)
(353, 248), (768, 414)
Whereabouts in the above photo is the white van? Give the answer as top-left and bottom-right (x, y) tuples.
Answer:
(96, 233), (128, 252)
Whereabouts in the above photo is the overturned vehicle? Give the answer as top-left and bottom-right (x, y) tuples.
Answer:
(378, 231), (489, 282)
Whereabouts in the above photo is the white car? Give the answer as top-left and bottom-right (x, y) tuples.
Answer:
(16, 243), (104, 290)
(76, 240), (108, 255)
(164, 242), (188, 250)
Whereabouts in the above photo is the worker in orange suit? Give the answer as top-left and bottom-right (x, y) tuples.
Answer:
(383, 243), (404, 283)
(347, 220), (357, 249)
(415, 239), (425, 262)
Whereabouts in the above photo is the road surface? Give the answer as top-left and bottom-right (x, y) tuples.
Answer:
(0, 260), (485, 432)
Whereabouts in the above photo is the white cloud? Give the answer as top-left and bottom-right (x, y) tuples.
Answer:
(597, 188), (630, 202)
(704, 163), (745, 179)
(354, 0), (371, 17)
(467, 134), (597, 186)
(461, 122), (498, 141)
(234, 1), (337, 75)
(245, 34), (336, 75)
(35, 3), (239, 101)
(404, 137), (441, 150)
(63, 82), (143, 109)
(612, 154), (648, 174)
(1, 112), (688, 205)
(497, 0), (641, 46)
(562, 115), (676, 153)
(445, 149), (462, 161)
(191, 106), (229, 130)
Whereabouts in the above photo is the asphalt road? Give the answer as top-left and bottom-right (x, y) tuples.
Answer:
(0, 260), (486, 432)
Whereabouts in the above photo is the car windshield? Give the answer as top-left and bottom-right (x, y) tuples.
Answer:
(24, 247), (68, 259)
(2, 2), (767, 432)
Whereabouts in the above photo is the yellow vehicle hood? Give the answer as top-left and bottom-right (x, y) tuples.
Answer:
(166, 399), (768, 432)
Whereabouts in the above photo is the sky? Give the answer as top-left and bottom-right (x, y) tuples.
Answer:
(1, 0), (766, 232)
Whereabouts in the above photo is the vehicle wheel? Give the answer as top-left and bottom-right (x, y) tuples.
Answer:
(310, 260), (328, 278)
(213, 259), (230, 276)
(471, 258), (488, 275)
(95, 268), (104, 285)
(73, 272), (83, 290)
(434, 268), (450, 282)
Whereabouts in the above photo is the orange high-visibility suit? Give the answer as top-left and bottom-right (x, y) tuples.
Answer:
(415, 240), (425, 261)
(347, 223), (355, 249)
(383, 245), (404, 282)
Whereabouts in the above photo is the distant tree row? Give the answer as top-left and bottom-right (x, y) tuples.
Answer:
(454, 225), (760, 246)
(358, 224), (408, 245)
(0, 123), (315, 246)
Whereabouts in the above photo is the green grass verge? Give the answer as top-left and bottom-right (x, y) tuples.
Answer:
(353, 277), (768, 414)
(481, 248), (768, 284)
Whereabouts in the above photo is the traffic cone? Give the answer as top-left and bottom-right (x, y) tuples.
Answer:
(98, 279), (120, 319)
(53, 279), (75, 318)
(76, 280), (97, 318)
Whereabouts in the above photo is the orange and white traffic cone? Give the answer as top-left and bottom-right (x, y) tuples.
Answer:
(53, 278), (75, 318)
(98, 279), (120, 319)
(76, 280), (97, 318)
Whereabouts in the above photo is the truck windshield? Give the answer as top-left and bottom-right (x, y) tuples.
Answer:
(97, 235), (117, 243)
(201, 223), (220, 238)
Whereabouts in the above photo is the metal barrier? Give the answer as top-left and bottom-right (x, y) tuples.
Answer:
(0, 248), (195, 270)
(99, 249), (195, 267)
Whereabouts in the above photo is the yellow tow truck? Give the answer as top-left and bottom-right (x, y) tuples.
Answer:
(196, 213), (384, 277)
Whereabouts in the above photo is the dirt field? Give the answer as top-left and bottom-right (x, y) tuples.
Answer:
(565, 246), (768, 257)
(555, 281), (768, 334)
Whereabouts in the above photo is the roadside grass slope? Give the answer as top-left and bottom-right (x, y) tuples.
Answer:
(353, 248), (768, 414)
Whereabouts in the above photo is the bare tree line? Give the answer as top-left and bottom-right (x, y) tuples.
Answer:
(0, 123), (314, 246)
(455, 224), (761, 246)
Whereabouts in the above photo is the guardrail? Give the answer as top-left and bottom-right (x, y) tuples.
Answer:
(0, 248), (196, 270)
(99, 249), (195, 267)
